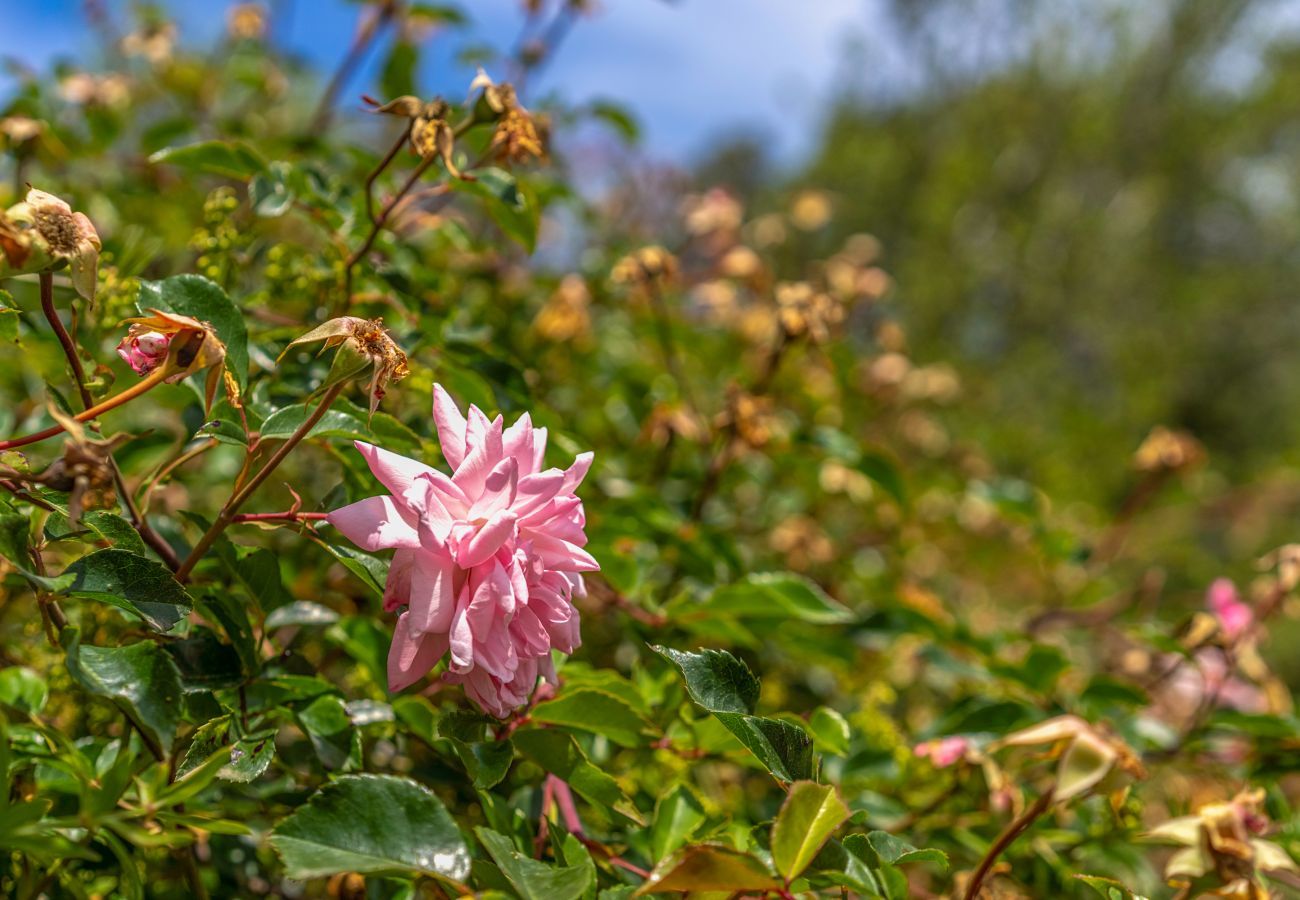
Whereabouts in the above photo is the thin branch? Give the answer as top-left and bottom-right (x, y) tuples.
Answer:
(963, 790), (1053, 900)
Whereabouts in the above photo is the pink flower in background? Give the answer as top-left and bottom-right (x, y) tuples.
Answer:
(329, 384), (596, 717)
(914, 735), (970, 767)
(1206, 577), (1253, 641)
(115, 328), (172, 376)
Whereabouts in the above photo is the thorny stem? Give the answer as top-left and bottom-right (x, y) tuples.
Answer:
(39, 274), (182, 569)
(176, 382), (346, 581)
(962, 789), (1053, 900)
(309, 0), (399, 134)
(0, 366), (171, 452)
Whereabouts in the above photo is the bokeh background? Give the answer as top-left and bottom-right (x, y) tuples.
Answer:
(12, 0), (1300, 512)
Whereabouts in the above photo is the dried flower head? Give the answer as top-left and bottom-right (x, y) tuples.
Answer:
(993, 715), (1145, 803)
(371, 95), (462, 177)
(121, 309), (236, 410)
(610, 245), (678, 292)
(227, 3), (268, 40)
(682, 189), (743, 236)
(282, 316), (409, 418)
(641, 402), (706, 448)
(5, 409), (130, 525)
(59, 73), (131, 107)
(1134, 425), (1205, 474)
(1147, 788), (1297, 896)
(533, 274), (591, 342)
(120, 21), (177, 65)
(0, 117), (44, 147)
(116, 329), (172, 377)
(775, 280), (843, 343)
(0, 189), (102, 302)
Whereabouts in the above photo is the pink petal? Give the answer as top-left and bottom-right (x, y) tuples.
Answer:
(468, 457), (519, 520)
(560, 451), (593, 494)
(503, 412), (537, 474)
(388, 612), (449, 692)
(527, 532), (600, 572)
(457, 510), (518, 568)
(433, 384), (468, 469)
(382, 549), (415, 612)
(328, 496), (421, 551)
(406, 552), (456, 635)
(354, 441), (435, 502)
(511, 469), (564, 519)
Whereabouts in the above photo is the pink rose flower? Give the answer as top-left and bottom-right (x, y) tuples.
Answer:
(1206, 577), (1252, 641)
(329, 384), (596, 717)
(115, 328), (172, 376)
(914, 735), (970, 768)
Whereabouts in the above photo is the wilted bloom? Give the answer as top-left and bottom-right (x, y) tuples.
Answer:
(789, 189), (833, 231)
(227, 3), (267, 40)
(328, 385), (597, 717)
(469, 72), (545, 164)
(116, 330), (172, 376)
(3, 408), (129, 524)
(610, 245), (678, 293)
(681, 189), (743, 236)
(1134, 425), (1205, 474)
(533, 274), (591, 342)
(914, 735), (973, 768)
(0, 116), (44, 147)
(993, 715), (1145, 803)
(775, 280), (843, 343)
(121, 309), (236, 409)
(0, 189), (102, 302)
(281, 317), (408, 418)
(1208, 578), (1253, 642)
(1147, 788), (1297, 897)
(58, 72), (131, 107)
(120, 21), (177, 65)
(371, 95), (462, 177)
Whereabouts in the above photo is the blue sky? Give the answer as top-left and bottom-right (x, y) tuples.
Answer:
(0, 0), (874, 165)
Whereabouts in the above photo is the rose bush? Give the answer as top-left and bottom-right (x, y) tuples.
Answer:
(0, 3), (1297, 899)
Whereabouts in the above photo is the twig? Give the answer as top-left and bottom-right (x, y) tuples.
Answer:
(0, 367), (170, 452)
(963, 790), (1053, 900)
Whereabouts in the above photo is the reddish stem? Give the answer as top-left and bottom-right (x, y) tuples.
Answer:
(230, 510), (329, 524)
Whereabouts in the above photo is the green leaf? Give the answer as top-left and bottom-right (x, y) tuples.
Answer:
(652, 645), (814, 781)
(178, 717), (276, 783)
(0, 512), (75, 592)
(296, 694), (358, 770)
(476, 828), (593, 900)
(810, 706), (851, 756)
(650, 785), (707, 861)
(651, 645), (759, 714)
(63, 549), (193, 632)
(771, 781), (850, 879)
(865, 831), (948, 869)
(249, 161), (296, 217)
(266, 601), (339, 628)
(164, 629), (244, 691)
(433, 708), (515, 789)
(452, 168), (539, 252)
(62, 628), (183, 756)
(531, 687), (654, 748)
(270, 774), (470, 882)
(148, 140), (267, 179)
(138, 275), (249, 393)
(311, 536), (389, 598)
(859, 451), (906, 505)
(0, 667), (47, 715)
(512, 729), (642, 824)
(697, 573), (855, 625)
(635, 844), (780, 895)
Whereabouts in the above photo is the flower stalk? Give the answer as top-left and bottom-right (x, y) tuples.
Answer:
(0, 365), (171, 452)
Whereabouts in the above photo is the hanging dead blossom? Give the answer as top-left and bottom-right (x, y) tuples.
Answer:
(371, 95), (462, 178)
(119, 309), (237, 410)
(992, 715), (1145, 803)
(281, 316), (409, 418)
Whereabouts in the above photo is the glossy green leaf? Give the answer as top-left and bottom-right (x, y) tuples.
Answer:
(270, 774), (470, 882)
(697, 573), (855, 625)
(62, 628), (183, 756)
(810, 706), (851, 756)
(511, 728), (642, 823)
(650, 785), (707, 861)
(62, 548), (193, 632)
(476, 828), (592, 900)
(531, 687), (654, 747)
(771, 781), (850, 879)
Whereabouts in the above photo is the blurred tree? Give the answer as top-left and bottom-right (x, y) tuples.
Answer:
(781, 0), (1300, 503)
